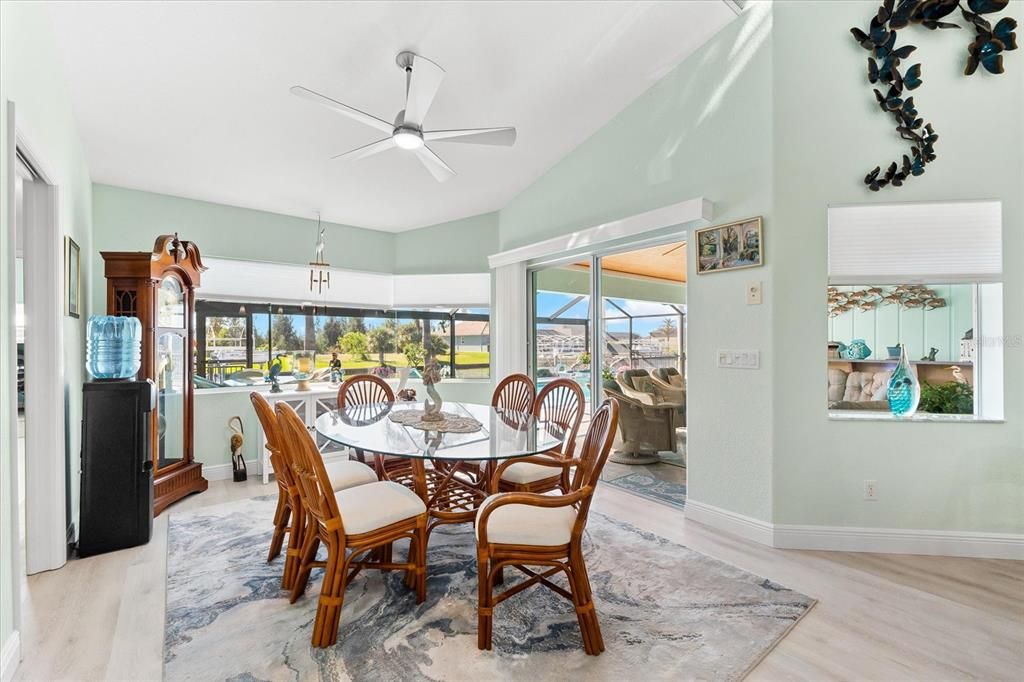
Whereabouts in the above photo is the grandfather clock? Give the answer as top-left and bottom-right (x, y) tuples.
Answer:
(102, 234), (208, 514)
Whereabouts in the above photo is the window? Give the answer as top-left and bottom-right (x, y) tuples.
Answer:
(194, 301), (490, 387)
(826, 201), (1003, 420)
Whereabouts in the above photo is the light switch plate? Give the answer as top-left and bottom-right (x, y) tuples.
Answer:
(746, 281), (763, 305)
(718, 349), (760, 369)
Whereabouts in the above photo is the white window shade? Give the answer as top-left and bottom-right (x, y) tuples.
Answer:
(201, 257), (489, 309)
(828, 201), (1002, 284)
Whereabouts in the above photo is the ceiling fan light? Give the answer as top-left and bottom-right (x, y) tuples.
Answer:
(393, 129), (424, 150)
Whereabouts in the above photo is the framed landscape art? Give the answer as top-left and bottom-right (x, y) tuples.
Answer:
(696, 216), (763, 274)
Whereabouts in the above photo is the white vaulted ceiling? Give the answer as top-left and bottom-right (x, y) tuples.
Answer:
(47, 1), (735, 231)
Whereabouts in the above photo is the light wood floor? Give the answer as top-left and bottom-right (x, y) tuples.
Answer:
(12, 478), (1024, 681)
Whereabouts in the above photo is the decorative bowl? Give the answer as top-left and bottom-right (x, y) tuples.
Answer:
(839, 339), (872, 360)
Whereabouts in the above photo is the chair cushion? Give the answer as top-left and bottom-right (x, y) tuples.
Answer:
(476, 496), (577, 546)
(634, 376), (657, 395)
(500, 460), (563, 485)
(325, 459), (378, 491)
(334, 481), (426, 536)
(668, 373), (684, 388)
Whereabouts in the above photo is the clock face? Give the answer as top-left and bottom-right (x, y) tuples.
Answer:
(158, 276), (185, 328)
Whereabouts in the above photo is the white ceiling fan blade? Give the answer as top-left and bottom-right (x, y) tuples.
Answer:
(403, 54), (445, 129)
(331, 137), (395, 161)
(290, 85), (393, 134)
(423, 127), (517, 146)
(414, 146), (455, 182)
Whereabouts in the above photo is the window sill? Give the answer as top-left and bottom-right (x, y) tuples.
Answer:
(828, 410), (1004, 424)
(194, 377), (493, 394)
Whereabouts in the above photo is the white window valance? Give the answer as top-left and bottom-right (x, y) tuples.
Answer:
(827, 200), (1002, 284)
(200, 257), (490, 308)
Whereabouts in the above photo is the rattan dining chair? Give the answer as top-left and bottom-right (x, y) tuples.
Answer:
(250, 392), (378, 590)
(492, 373), (536, 413)
(476, 398), (619, 656)
(495, 378), (584, 494)
(337, 374), (411, 480)
(276, 401), (428, 648)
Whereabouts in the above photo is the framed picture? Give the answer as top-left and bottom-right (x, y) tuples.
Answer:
(695, 216), (763, 274)
(65, 236), (81, 318)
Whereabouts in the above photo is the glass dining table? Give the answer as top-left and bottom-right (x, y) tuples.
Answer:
(315, 400), (563, 536)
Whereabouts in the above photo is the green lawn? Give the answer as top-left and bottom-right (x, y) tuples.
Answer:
(312, 351), (490, 370)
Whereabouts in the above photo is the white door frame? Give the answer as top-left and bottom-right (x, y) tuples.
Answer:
(4, 101), (68, 581)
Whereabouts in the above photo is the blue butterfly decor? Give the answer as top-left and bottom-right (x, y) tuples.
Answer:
(851, 0), (1017, 191)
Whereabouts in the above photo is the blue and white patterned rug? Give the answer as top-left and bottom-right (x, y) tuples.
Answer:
(164, 496), (813, 681)
(606, 473), (687, 509)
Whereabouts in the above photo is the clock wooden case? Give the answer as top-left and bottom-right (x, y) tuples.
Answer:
(102, 234), (208, 514)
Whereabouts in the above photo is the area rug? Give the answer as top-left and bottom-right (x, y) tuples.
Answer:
(164, 496), (813, 681)
(605, 473), (687, 509)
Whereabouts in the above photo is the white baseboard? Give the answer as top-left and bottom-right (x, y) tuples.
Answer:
(685, 500), (1024, 560)
(1, 631), (20, 682)
(773, 524), (1024, 560)
(685, 500), (775, 546)
(202, 459), (259, 482)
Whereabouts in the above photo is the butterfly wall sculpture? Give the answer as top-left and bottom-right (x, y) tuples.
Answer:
(851, 0), (1017, 191)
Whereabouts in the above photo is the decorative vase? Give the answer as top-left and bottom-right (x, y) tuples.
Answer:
(886, 344), (920, 417)
(840, 339), (872, 360)
(396, 366), (411, 394)
(294, 351), (314, 391)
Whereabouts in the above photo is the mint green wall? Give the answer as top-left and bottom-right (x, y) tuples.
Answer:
(771, 1), (1023, 532)
(535, 266), (686, 305)
(91, 184), (396, 316)
(1, 0), (94, 652)
(393, 211), (499, 274)
(828, 285), (973, 362)
(500, 4), (776, 522)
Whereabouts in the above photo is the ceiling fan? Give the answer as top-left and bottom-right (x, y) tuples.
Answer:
(291, 51), (516, 182)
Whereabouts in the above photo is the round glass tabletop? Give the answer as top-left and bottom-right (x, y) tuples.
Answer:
(314, 401), (563, 461)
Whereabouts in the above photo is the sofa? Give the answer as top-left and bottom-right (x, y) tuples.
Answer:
(828, 368), (891, 410)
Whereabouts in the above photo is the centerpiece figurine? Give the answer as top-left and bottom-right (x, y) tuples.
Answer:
(421, 357), (444, 422)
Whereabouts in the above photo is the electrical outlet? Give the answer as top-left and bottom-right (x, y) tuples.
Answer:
(864, 479), (878, 501)
(746, 281), (763, 305)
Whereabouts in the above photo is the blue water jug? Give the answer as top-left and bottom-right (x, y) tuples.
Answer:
(87, 315), (142, 379)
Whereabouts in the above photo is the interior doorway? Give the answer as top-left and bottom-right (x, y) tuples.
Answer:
(6, 128), (68, 581)
(13, 151), (34, 587)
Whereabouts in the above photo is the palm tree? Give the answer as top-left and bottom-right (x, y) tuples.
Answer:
(367, 325), (394, 366)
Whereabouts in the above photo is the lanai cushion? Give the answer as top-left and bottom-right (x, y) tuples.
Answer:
(499, 459), (563, 485)
(476, 495), (577, 546)
(325, 459), (378, 492)
(334, 481), (426, 535)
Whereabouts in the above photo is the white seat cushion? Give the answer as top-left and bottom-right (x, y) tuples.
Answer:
(335, 481), (426, 536)
(476, 495), (577, 546)
(325, 459), (378, 492)
(500, 461), (563, 485)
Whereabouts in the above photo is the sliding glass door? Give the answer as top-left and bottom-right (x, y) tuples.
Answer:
(528, 238), (687, 415)
(531, 264), (592, 405)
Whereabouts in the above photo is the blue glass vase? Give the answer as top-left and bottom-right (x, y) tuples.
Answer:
(886, 344), (920, 417)
(87, 315), (142, 380)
